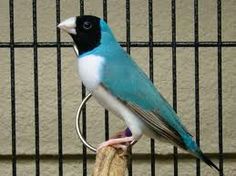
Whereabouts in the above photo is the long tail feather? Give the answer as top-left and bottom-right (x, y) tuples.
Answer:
(183, 135), (223, 174)
(197, 150), (222, 173)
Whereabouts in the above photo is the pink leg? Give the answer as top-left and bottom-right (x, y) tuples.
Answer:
(97, 136), (134, 152)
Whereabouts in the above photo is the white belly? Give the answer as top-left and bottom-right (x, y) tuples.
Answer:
(78, 54), (104, 91)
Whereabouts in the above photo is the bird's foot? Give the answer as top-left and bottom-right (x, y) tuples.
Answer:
(97, 136), (136, 152)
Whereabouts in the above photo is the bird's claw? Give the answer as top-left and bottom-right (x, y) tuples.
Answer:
(97, 136), (135, 152)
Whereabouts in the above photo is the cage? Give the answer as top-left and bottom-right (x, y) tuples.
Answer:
(0, 0), (235, 175)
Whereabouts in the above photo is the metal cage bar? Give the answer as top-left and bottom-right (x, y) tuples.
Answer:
(79, 2), (88, 176)
(193, 0), (201, 175)
(32, 0), (40, 175)
(1, 41), (236, 48)
(217, 1), (224, 176)
(125, 1), (133, 176)
(103, 0), (110, 142)
(148, 1), (156, 176)
(9, 0), (16, 175)
(55, 0), (63, 175)
(171, 0), (178, 175)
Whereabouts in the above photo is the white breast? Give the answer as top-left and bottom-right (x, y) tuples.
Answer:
(78, 55), (105, 91)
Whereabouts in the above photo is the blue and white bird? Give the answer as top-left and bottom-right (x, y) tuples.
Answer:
(58, 15), (220, 172)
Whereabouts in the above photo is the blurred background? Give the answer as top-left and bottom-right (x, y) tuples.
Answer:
(0, 0), (235, 175)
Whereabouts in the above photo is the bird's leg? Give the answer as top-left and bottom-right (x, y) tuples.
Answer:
(97, 136), (134, 151)
(97, 128), (137, 152)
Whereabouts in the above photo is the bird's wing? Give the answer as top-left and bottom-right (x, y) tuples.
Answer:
(101, 52), (191, 149)
(124, 102), (187, 149)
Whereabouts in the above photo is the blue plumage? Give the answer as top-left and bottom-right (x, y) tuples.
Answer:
(85, 19), (193, 146)
(58, 15), (221, 173)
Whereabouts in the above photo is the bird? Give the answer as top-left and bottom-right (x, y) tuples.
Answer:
(58, 15), (220, 172)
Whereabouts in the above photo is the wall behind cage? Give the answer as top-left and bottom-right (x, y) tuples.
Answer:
(0, 0), (236, 176)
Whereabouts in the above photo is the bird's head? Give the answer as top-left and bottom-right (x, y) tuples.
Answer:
(58, 15), (116, 55)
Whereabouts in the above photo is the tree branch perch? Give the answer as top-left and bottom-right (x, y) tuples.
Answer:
(92, 146), (127, 176)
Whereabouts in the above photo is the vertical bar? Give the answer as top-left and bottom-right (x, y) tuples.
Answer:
(194, 0), (200, 175)
(32, 0), (40, 175)
(126, 0), (131, 54)
(148, 0), (155, 176)
(103, 0), (107, 21)
(79, 1), (87, 176)
(82, 80), (87, 176)
(126, 1), (132, 175)
(103, 0), (109, 141)
(80, 0), (84, 16)
(171, 0), (178, 175)
(56, 0), (63, 175)
(217, 0), (223, 175)
(9, 0), (16, 175)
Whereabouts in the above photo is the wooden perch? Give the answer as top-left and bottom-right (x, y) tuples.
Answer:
(92, 146), (127, 176)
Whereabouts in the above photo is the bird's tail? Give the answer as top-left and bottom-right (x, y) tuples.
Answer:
(195, 148), (221, 173)
(183, 135), (222, 174)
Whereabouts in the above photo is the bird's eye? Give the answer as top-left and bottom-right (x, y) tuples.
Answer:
(83, 21), (92, 30)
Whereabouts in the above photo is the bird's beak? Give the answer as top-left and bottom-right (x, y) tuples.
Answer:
(57, 17), (77, 35)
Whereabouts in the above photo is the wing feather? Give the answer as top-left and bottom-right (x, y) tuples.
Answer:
(124, 102), (187, 149)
